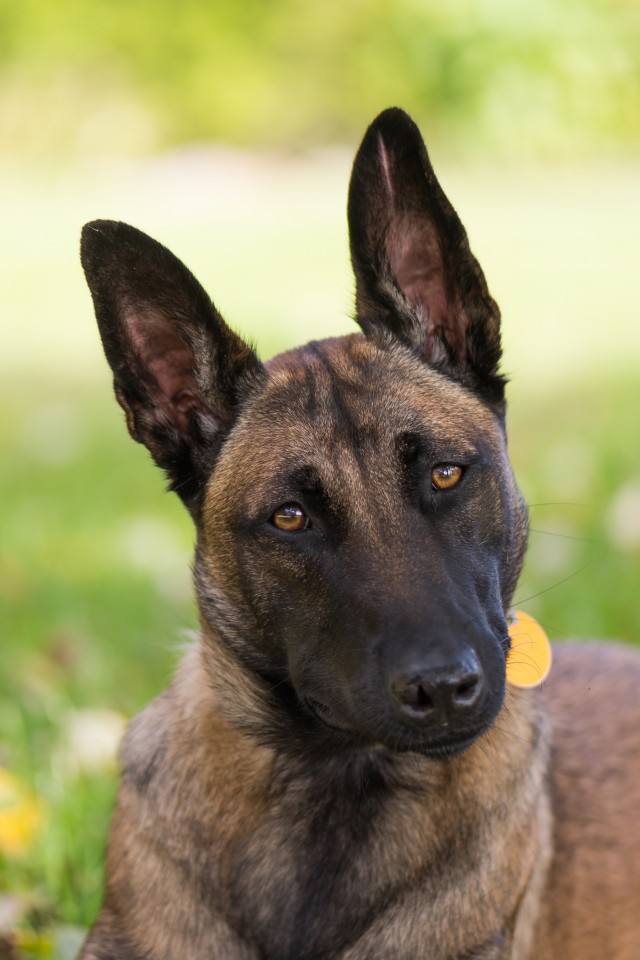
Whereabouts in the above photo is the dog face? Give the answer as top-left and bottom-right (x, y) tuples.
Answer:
(81, 109), (528, 760)
(199, 338), (524, 759)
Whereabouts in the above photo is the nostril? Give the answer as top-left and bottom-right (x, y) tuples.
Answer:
(390, 662), (484, 721)
(392, 678), (434, 714)
(453, 675), (480, 706)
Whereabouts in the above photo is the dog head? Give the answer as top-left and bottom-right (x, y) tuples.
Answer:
(81, 109), (528, 760)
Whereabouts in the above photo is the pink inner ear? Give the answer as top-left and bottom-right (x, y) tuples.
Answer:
(125, 308), (219, 434)
(388, 220), (466, 360)
(378, 132), (396, 205)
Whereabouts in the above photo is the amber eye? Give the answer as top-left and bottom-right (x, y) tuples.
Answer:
(431, 464), (464, 491)
(271, 503), (310, 532)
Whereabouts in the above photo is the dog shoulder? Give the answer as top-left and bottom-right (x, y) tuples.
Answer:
(79, 916), (147, 960)
(119, 689), (173, 797)
(542, 642), (640, 836)
(537, 643), (640, 956)
(117, 642), (274, 834)
(544, 641), (640, 746)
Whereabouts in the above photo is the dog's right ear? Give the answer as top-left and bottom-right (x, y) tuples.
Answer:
(81, 220), (264, 511)
(348, 108), (503, 403)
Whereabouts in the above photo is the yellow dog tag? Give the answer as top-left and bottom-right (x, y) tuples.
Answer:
(506, 610), (552, 688)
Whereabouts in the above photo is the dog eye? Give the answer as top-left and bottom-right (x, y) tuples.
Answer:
(271, 503), (310, 532)
(431, 464), (464, 491)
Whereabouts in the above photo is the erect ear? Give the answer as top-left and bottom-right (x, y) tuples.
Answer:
(81, 220), (264, 511)
(347, 108), (503, 402)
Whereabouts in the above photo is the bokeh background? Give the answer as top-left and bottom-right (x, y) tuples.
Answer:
(1, 1), (639, 955)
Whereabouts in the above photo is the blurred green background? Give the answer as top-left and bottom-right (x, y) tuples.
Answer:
(1, 0), (639, 955)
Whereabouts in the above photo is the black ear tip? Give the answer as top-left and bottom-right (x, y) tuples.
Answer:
(351, 109), (428, 177)
(81, 219), (120, 242)
(80, 220), (156, 274)
(80, 220), (121, 267)
(366, 107), (423, 142)
(372, 106), (415, 125)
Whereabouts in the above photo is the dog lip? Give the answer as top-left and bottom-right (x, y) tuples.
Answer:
(373, 711), (498, 758)
(304, 697), (485, 759)
(369, 731), (480, 760)
(304, 696), (351, 732)
(302, 691), (495, 759)
(416, 734), (481, 759)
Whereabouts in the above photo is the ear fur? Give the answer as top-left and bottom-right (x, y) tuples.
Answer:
(81, 220), (264, 510)
(347, 108), (504, 402)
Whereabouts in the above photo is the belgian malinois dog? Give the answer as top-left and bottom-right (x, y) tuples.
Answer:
(79, 109), (640, 959)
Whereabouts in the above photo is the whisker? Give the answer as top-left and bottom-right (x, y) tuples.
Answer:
(475, 735), (498, 774)
(513, 559), (593, 606)
(498, 702), (519, 736)
(491, 723), (535, 747)
(525, 501), (593, 511)
(529, 527), (599, 544)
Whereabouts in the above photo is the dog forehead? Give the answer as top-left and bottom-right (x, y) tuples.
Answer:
(206, 335), (502, 507)
(255, 334), (497, 439)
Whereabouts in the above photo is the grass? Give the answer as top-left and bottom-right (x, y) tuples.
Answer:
(1, 151), (639, 955)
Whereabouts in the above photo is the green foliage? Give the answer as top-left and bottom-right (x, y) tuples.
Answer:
(0, 0), (638, 157)
(0, 392), (193, 946)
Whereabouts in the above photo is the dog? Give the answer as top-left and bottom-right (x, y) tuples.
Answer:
(79, 108), (640, 959)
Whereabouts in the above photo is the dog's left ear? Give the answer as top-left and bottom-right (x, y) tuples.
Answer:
(81, 220), (265, 512)
(348, 108), (503, 401)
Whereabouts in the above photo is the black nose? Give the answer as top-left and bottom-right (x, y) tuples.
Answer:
(390, 658), (483, 725)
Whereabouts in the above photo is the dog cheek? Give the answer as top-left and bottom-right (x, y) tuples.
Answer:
(253, 566), (352, 704)
(488, 464), (529, 608)
(462, 462), (525, 602)
(238, 544), (328, 670)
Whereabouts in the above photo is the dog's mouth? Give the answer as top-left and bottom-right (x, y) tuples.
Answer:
(303, 695), (488, 760)
(397, 732), (484, 760)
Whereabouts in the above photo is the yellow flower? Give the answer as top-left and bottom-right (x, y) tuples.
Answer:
(0, 767), (43, 858)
